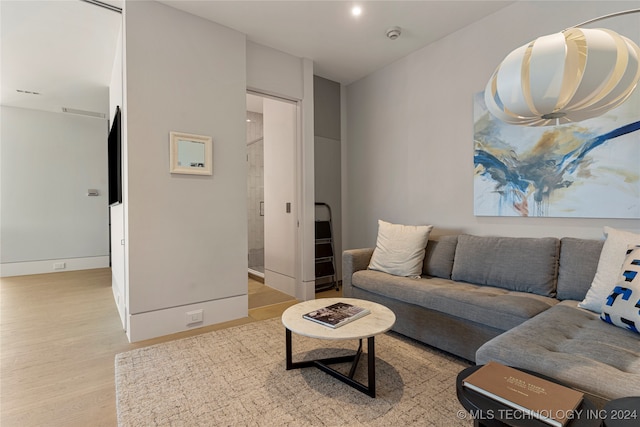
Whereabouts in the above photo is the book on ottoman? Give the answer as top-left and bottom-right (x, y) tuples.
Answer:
(303, 302), (370, 328)
(462, 361), (584, 427)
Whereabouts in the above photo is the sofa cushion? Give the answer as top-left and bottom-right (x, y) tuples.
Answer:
(352, 269), (557, 331)
(422, 235), (458, 279)
(476, 302), (640, 402)
(451, 235), (559, 297)
(579, 227), (640, 313)
(368, 220), (433, 278)
(557, 238), (604, 301)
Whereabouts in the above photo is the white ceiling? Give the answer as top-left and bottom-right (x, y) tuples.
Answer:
(160, 0), (514, 84)
(0, 0), (123, 116)
(0, 0), (514, 116)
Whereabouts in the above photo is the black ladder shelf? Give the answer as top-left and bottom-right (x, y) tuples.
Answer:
(315, 202), (339, 292)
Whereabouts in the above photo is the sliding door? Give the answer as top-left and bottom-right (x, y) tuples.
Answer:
(263, 97), (297, 296)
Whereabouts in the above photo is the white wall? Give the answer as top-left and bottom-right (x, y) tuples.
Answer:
(345, 1), (640, 249)
(247, 41), (304, 100)
(108, 21), (123, 119)
(0, 106), (110, 276)
(314, 75), (342, 282)
(124, 0), (247, 341)
(110, 203), (125, 327)
(109, 20), (126, 329)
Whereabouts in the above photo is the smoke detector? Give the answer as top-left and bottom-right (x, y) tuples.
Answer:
(386, 26), (401, 40)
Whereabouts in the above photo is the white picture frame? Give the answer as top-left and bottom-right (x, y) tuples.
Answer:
(169, 131), (212, 175)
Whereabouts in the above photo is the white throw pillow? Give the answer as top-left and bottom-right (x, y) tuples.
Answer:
(579, 227), (640, 313)
(600, 245), (640, 334)
(368, 220), (433, 278)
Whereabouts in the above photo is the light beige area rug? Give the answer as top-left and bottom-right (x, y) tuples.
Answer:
(115, 317), (473, 426)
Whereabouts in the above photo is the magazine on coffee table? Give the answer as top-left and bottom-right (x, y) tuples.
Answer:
(303, 302), (371, 328)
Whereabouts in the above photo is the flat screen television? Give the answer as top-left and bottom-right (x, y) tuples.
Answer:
(108, 106), (122, 206)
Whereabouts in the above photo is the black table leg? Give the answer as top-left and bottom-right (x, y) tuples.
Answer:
(367, 336), (375, 397)
(285, 328), (377, 397)
(347, 339), (363, 378)
(286, 328), (293, 370)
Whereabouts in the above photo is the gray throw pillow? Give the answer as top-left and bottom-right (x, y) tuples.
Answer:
(423, 235), (458, 279)
(451, 234), (559, 297)
(556, 238), (604, 301)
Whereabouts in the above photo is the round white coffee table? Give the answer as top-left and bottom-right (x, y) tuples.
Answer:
(281, 297), (396, 397)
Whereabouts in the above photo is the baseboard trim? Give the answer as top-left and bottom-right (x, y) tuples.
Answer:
(248, 270), (265, 283)
(264, 269), (296, 297)
(1, 256), (110, 277)
(127, 295), (248, 342)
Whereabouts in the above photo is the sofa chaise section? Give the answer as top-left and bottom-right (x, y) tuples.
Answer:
(475, 300), (640, 407)
(476, 237), (640, 406)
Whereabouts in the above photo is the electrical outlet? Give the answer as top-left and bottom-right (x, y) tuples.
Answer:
(186, 309), (203, 325)
(53, 262), (66, 270)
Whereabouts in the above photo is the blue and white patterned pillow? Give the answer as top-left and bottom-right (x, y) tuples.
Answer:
(600, 245), (640, 334)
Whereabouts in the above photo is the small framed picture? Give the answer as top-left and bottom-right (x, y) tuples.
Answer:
(169, 131), (212, 175)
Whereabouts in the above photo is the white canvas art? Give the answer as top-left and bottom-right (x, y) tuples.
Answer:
(473, 90), (640, 218)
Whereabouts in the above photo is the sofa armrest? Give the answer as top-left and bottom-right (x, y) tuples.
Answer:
(342, 248), (374, 297)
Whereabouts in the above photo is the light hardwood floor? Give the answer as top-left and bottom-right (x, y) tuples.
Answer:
(0, 268), (340, 427)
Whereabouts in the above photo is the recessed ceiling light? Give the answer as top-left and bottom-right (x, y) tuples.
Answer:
(351, 5), (362, 17)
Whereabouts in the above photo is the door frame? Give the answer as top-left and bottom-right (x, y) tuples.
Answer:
(247, 89), (303, 298)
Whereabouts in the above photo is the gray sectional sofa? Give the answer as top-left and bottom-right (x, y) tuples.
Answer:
(343, 234), (640, 407)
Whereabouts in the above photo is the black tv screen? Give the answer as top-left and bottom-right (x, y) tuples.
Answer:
(108, 106), (122, 206)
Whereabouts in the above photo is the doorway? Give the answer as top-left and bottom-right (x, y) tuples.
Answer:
(246, 92), (299, 297)
(246, 93), (265, 278)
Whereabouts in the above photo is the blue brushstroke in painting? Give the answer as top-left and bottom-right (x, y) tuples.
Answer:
(474, 120), (640, 216)
(562, 122), (640, 174)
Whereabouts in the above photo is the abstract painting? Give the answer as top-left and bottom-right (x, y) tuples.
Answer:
(473, 90), (640, 218)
